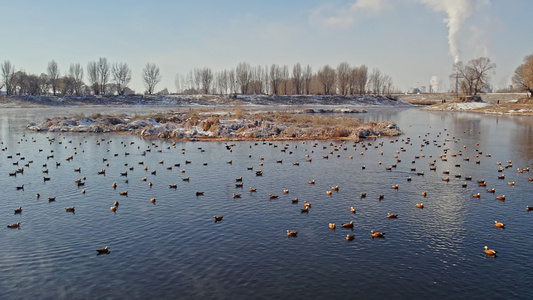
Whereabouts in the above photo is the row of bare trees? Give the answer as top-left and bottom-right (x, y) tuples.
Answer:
(2, 58), (398, 97)
(1, 59), (161, 96)
(175, 62), (395, 96)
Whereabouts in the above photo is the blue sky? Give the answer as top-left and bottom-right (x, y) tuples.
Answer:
(1, 0), (531, 93)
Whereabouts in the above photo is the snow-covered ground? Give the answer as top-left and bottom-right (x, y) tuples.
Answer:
(1, 94), (413, 107)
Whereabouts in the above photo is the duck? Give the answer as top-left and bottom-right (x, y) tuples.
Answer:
(283, 189), (290, 194)
(150, 198), (156, 204)
(269, 194), (278, 199)
(484, 246), (496, 256)
(331, 186), (339, 191)
(65, 207), (75, 212)
(496, 195), (505, 201)
(169, 184), (177, 189)
(346, 234), (355, 241)
(195, 191), (204, 196)
(342, 221), (354, 228)
(303, 201), (311, 208)
(526, 206), (533, 211)
(110, 206), (117, 212)
(378, 194), (384, 200)
(111, 182), (117, 189)
(416, 203), (424, 208)
(308, 180), (315, 184)
(494, 221), (505, 228)
(249, 187), (257, 192)
(371, 230), (385, 238)
(421, 191), (427, 197)
(291, 198), (299, 204)
(391, 184), (399, 189)
(232, 194), (241, 199)
(301, 206), (309, 213)
(472, 193), (481, 198)
(387, 213), (398, 218)
(96, 246), (110, 255)
(14, 207), (22, 214)
(286, 230), (298, 237)
(328, 223), (336, 230)
(360, 193), (367, 198)
(350, 207), (356, 214)
(113, 201), (119, 207)
(7, 222), (21, 229)
(214, 216), (223, 222)
(508, 182), (515, 186)
(326, 191), (332, 196)
(119, 191), (128, 196)
(487, 188), (495, 193)
(48, 197), (56, 202)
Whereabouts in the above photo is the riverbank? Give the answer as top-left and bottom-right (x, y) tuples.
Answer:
(0, 94), (411, 108)
(420, 97), (533, 115)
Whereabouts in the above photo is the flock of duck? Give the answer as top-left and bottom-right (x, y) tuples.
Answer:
(3, 125), (532, 258)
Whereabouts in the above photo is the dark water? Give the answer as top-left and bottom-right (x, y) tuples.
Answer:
(0, 107), (532, 300)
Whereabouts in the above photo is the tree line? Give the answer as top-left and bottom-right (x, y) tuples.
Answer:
(175, 62), (396, 96)
(1, 58), (400, 97)
(0, 59), (161, 96)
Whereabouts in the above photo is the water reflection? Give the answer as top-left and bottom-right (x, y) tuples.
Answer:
(0, 106), (532, 299)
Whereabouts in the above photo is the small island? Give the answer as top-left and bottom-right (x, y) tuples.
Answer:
(27, 107), (401, 141)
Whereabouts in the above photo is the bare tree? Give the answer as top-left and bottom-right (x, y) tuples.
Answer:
(47, 60), (60, 95)
(453, 57), (496, 95)
(1, 60), (15, 95)
(2, 60), (15, 96)
(280, 65), (289, 95)
(97, 58), (110, 95)
(200, 67), (213, 94)
(512, 53), (533, 97)
(112, 62), (132, 95)
(292, 63), (302, 95)
(354, 65), (368, 95)
(87, 61), (99, 95)
(69, 63), (84, 95)
(368, 68), (383, 95)
(382, 74), (393, 96)
(317, 65), (336, 95)
(174, 73), (182, 94)
(302, 65), (313, 95)
(228, 69), (237, 96)
(236, 62), (251, 94)
(193, 68), (202, 93)
(60, 75), (75, 95)
(39, 73), (50, 95)
(337, 61), (350, 95)
(269, 64), (282, 95)
(143, 62), (162, 95)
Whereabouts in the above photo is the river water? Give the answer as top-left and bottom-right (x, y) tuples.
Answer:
(0, 106), (532, 300)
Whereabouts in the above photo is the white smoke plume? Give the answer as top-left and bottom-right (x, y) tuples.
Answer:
(418, 0), (480, 64)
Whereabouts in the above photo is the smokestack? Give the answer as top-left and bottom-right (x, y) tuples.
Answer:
(419, 0), (477, 63)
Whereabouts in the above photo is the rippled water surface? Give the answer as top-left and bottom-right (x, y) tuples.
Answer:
(0, 106), (532, 300)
